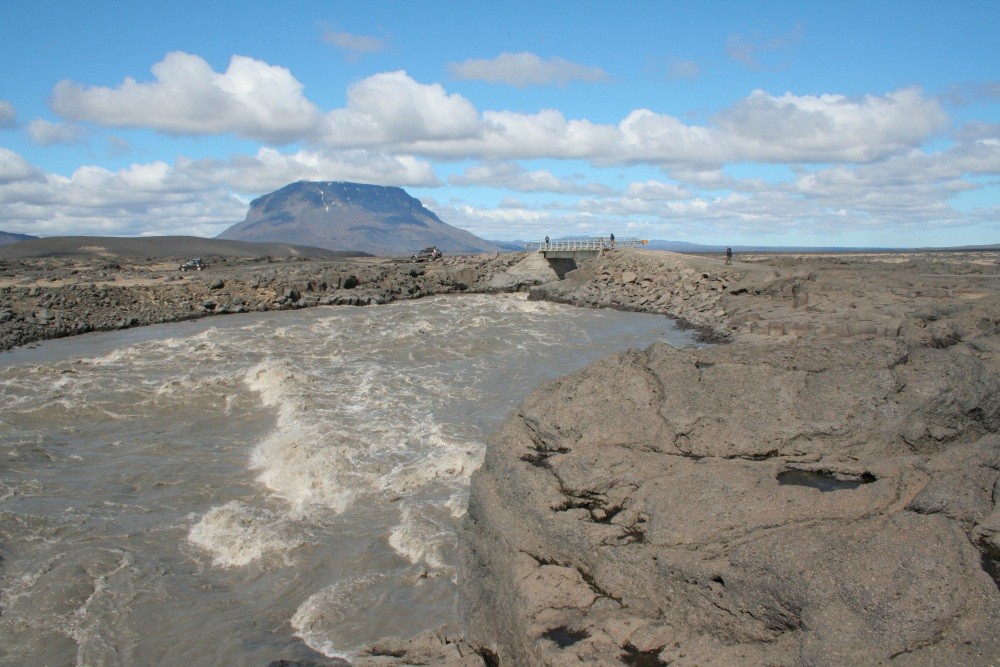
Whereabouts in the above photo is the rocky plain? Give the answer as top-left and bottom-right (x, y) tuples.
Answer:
(2, 247), (999, 666)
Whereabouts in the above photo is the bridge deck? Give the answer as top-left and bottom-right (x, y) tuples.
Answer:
(525, 237), (647, 252)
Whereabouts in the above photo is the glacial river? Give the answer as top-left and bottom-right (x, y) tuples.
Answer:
(0, 293), (695, 665)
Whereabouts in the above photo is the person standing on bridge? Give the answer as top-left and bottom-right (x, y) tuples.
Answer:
(544, 235), (549, 247)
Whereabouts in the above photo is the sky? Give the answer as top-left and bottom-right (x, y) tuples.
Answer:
(0, 1), (998, 248)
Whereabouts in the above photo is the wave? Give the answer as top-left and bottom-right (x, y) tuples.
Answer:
(187, 500), (303, 568)
(387, 503), (456, 571)
(290, 574), (389, 660)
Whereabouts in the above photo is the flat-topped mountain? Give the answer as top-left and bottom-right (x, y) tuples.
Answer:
(217, 181), (500, 256)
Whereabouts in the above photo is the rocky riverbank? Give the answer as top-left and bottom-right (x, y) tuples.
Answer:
(4, 248), (999, 666)
(458, 249), (1000, 666)
(0, 253), (528, 352)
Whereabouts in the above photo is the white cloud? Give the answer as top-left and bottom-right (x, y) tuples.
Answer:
(322, 71), (481, 147)
(626, 180), (690, 200)
(450, 161), (614, 194)
(317, 80), (944, 168)
(0, 157), (245, 237)
(715, 88), (948, 163)
(47, 57), (951, 169)
(177, 147), (439, 192)
(0, 147), (440, 237)
(442, 135), (997, 241)
(51, 51), (322, 144)
(437, 199), (601, 241)
(28, 119), (86, 146)
(0, 100), (16, 128)
(0, 148), (46, 184)
(449, 52), (610, 87)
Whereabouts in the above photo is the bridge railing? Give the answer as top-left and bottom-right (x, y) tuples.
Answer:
(525, 237), (648, 251)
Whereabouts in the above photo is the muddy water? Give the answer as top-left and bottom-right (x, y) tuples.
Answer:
(0, 294), (695, 665)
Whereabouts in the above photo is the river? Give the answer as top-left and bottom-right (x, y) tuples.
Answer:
(0, 293), (695, 665)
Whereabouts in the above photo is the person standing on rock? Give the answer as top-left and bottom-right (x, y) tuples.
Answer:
(609, 233), (615, 249)
(726, 247), (733, 264)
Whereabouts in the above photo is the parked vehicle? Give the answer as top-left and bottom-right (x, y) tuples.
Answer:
(179, 258), (206, 271)
(410, 247), (442, 262)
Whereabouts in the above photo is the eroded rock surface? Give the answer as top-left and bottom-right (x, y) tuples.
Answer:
(0, 253), (529, 351)
(463, 250), (1000, 666)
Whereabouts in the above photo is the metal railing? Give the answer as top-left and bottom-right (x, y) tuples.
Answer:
(525, 237), (648, 251)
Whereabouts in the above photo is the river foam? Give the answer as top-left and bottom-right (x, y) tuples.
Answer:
(1, 294), (695, 662)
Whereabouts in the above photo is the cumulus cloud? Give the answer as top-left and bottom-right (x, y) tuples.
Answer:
(449, 52), (610, 87)
(51, 51), (322, 143)
(28, 119), (86, 146)
(0, 147), (439, 237)
(177, 147), (439, 192)
(437, 199), (598, 242)
(322, 71), (481, 147)
(24, 54), (995, 242)
(450, 161), (614, 194)
(314, 75), (944, 168)
(714, 88), (948, 163)
(0, 100), (16, 128)
(626, 180), (690, 200)
(793, 140), (999, 220)
(47, 57), (950, 169)
(0, 156), (246, 237)
(0, 148), (46, 184)
(442, 133), (997, 242)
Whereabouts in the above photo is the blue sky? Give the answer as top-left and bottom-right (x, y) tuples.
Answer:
(1, 1), (997, 247)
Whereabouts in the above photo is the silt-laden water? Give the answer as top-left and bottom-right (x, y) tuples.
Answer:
(0, 294), (695, 665)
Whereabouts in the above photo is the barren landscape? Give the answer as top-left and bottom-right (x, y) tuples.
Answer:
(2, 247), (999, 666)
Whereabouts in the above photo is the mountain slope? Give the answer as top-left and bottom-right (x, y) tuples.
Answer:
(0, 235), (360, 259)
(217, 181), (499, 255)
(0, 231), (37, 247)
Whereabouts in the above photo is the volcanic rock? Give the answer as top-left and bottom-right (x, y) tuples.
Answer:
(461, 250), (1000, 666)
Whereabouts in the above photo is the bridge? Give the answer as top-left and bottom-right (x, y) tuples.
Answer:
(524, 237), (648, 259)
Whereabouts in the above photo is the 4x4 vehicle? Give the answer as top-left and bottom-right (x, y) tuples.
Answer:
(179, 258), (206, 271)
(410, 247), (442, 262)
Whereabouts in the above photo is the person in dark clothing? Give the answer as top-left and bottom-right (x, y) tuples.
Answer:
(725, 247), (733, 264)
(609, 233), (615, 249)
(544, 235), (549, 247)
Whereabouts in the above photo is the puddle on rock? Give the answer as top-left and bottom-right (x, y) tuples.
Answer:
(542, 627), (589, 648)
(777, 469), (876, 492)
(621, 643), (668, 666)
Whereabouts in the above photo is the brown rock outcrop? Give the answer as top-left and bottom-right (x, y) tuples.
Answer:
(0, 253), (529, 352)
(462, 250), (1000, 665)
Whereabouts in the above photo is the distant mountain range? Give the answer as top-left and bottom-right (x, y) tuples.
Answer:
(0, 236), (362, 260)
(217, 181), (501, 256)
(0, 231), (37, 247)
